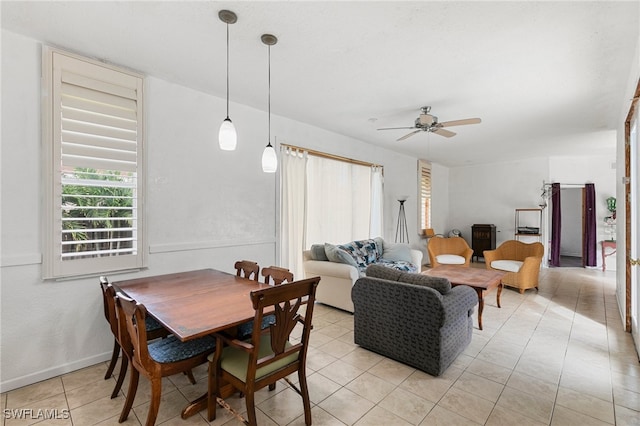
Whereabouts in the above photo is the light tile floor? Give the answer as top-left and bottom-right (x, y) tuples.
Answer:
(2, 267), (639, 425)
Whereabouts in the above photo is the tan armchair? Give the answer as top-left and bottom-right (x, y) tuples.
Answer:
(427, 237), (473, 268)
(484, 240), (544, 293)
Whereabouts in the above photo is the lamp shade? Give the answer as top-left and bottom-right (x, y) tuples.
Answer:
(218, 118), (237, 151)
(262, 143), (277, 173)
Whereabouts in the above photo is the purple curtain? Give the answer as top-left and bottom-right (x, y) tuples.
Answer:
(550, 183), (561, 267)
(584, 183), (597, 266)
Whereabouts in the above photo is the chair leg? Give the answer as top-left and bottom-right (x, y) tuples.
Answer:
(298, 370), (312, 425)
(244, 390), (258, 426)
(111, 354), (128, 398)
(119, 367), (139, 423)
(104, 339), (120, 379)
(185, 369), (196, 385)
(207, 361), (217, 422)
(145, 378), (162, 426)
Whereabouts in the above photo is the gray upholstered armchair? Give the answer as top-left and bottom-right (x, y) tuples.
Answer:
(351, 265), (477, 376)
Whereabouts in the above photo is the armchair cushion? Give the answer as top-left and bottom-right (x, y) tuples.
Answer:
(397, 271), (452, 295)
(366, 264), (451, 294)
(491, 260), (523, 273)
(435, 254), (466, 265)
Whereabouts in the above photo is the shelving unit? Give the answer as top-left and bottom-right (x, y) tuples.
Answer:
(515, 208), (542, 241)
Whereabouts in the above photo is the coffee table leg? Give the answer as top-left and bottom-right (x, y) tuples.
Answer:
(476, 288), (484, 330)
(497, 283), (502, 308)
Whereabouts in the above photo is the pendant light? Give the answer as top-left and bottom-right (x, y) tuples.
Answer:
(218, 10), (237, 151)
(261, 34), (278, 173)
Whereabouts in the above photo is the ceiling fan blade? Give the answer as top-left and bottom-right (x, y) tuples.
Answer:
(377, 126), (416, 131)
(397, 130), (421, 141)
(432, 128), (456, 138)
(439, 118), (482, 127)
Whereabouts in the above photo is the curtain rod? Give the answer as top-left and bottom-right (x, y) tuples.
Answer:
(280, 143), (382, 168)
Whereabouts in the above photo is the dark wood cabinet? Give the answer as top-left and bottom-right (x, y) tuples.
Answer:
(471, 224), (496, 262)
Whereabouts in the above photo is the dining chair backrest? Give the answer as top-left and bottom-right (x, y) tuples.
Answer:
(100, 276), (119, 337)
(234, 260), (260, 281)
(115, 292), (152, 370)
(115, 291), (215, 426)
(261, 266), (293, 285)
(208, 276), (320, 425)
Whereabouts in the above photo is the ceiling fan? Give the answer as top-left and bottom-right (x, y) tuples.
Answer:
(377, 106), (481, 141)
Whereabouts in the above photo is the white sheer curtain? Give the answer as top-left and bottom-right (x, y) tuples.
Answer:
(305, 155), (371, 245)
(280, 147), (384, 278)
(280, 147), (307, 278)
(370, 166), (384, 238)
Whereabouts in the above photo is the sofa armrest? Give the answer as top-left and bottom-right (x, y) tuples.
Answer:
(303, 259), (360, 281)
(441, 285), (478, 321)
(410, 249), (424, 268)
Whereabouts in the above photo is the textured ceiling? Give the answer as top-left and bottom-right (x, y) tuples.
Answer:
(2, 1), (639, 167)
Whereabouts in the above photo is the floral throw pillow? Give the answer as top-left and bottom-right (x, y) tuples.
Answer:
(338, 239), (379, 268)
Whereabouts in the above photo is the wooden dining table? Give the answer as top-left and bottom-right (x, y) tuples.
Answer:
(112, 268), (270, 418)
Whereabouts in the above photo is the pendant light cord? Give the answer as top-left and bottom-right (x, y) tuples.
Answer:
(267, 44), (272, 147)
(225, 22), (230, 119)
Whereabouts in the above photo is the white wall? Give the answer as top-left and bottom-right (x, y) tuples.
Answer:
(448, 157), (549, 250)
(0, 30), (418, 392)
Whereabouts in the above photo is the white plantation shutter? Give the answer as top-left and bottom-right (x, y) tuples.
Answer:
(419, 160), (432, 231)
(44, 48), (145, 279)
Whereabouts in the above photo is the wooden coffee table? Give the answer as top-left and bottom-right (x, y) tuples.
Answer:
(422, 265), (505, 330)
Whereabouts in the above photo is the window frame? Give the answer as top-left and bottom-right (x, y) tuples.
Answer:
(42, 47), (146, 279)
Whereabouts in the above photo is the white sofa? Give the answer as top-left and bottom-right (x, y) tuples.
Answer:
(302, 238), (423, 312)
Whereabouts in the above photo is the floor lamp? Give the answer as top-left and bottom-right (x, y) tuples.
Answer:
(395, 196), (409, 243)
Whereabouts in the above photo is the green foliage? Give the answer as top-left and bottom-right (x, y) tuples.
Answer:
(62, 168), (134, 256)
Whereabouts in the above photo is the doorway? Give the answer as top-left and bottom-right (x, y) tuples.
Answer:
(558, 188), (584, 267)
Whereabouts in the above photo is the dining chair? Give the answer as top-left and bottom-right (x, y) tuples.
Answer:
(234, 260), (260, 281)
(115, 292), (217, 426)
(99, 277), (171, 399)
(207, 277), (321, 425)
(236, 265), (292, 341)
(262, 266), (294, 285)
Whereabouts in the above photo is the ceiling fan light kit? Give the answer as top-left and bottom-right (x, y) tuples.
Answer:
(378, 106), (481, 141)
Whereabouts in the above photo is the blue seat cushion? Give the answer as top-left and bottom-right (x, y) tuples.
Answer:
(236, 315), (276, 340)
(144, 316), (164, 332)
(148, 335), (216, 364)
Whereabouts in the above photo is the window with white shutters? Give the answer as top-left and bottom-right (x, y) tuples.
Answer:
(418, 160), (432, 232)
(43, 48), (145, 279)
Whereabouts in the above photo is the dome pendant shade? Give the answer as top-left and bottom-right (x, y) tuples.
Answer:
(218, 118), (237, 151)
(262, 142), (277, 173)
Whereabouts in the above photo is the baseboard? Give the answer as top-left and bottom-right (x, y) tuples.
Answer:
(0, 352), (111, 393)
